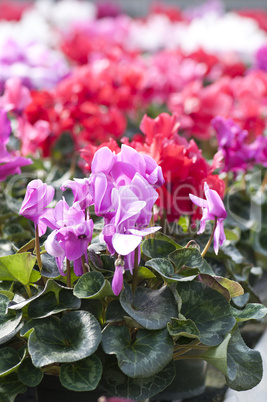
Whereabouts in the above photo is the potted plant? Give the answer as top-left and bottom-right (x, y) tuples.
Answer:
(0, 145), (266, 402)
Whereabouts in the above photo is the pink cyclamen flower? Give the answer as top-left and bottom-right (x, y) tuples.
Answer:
(43, 199), (94, 276)
(19, 179), (55, 236)
(112, 257), (125, 296)
(0, 77), (31, 114)
(189, 182), (227, 254)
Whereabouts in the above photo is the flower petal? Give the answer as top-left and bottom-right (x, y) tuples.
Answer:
(112, 233), (142, 255)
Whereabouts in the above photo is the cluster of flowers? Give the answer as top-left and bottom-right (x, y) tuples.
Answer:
(212, 116), (267, 173)
(1, 0), (267, 156)
(19, 144), (165, 295)
(81, 112), (225, 222)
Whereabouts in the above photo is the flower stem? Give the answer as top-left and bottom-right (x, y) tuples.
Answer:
(132, 247), (139, 294)
(24, 284), (32, 298)
(66, 259), (71, 288)
(35, 225), (42, 271)
(201, 217), (217, 258)
(81, 255), (87, 274)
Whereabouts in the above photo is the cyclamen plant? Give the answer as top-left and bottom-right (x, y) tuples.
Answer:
(0, 145), (266, 401)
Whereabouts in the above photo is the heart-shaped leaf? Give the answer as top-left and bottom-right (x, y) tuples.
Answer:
(201, 326), (263, 391)
(142, 238), (177, 259)
(120, 283), (178, 330)
(101, 326), (174, 378)
(168, 248), (203, 271)
(100, 360), (175, 400)
(0, 294), (22, 345)
(167, 318), (200, 339)
(9, 280), (81, 318)
(0, 348), (26, 377)
(198, 274), (244, 300)
(0, 253), (36, 285)
(28, 280), (81, 318)
(17, 358), (43, 387)
(59, 355), (102, 391)
(28, 311), (101, 367)
(226, 326), (263, 390)
(40, 253), (60, 278)
(73, 271), (113, 299)
(146, 258), (197, 283)
(230, 303), (267, 322)
(177, 281), (235, 346)
(0, 373), (27, 402)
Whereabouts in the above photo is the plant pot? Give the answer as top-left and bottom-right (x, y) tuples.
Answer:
(152, 359), (207, 401)
(36, 375), (104, 402)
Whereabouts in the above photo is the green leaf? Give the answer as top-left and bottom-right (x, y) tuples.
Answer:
(230, 303), (267, 322)
(16, 239), (35, 254)
(0, 253), (36, 285)
(197, 274), (231, 301)
(120, 283), (178, 330)
(0, 373), (27, 402)
(211, 276), (244, 298)
(101, 326), (174, 378)
(146, 258), (197, 283)
(201, 325), (263, 390)
(201, 333), (231, 376)
(168, 247), (203, 271)
(40, 253), (60, 278)
(0, 294), (22, 345)
(224, 229), (240, 242)
(167, 318), (200, 339)
(27, 280), (81, 318)
(177, 281), (235, 346)
(29, 270), (41, 283)
(28, 311), (101, 367)
(199, 273), (245, 300)
(226, 326), (263, 390)
(0, 348), (24, 377)
(105, 300), (125, 323)
(59, 355), (102, 391)
(137, 266), (156, 279)
(142, 238), (177, 259)
(73, 271), (114, 299)
(17, 358), (43, 387)
(100, 360), (175, 400)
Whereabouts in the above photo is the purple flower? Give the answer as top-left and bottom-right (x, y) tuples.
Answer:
(212, 116), (251, 173)
(112, 257), (125, 296)
(189, 182), (227, 254)
(90, 145), (164, 219)
(44, 199), (94, 276)
(19, 179), (54, 235)
(61, 178), (93, 210)
(255, 45), (267, 72)
(0, 153), (32, 182)
(0, 109), (11, 149)
(101, 186), (160, 269)
(0, 77), (31, 114)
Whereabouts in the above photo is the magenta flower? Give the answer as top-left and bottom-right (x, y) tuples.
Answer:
(19, 179), (55, 236)
(0, 109), (11, 149)
(61, 178), (93, 210)
(212, 116), (251, 173)
(0, 153), (32, 182)
(44, 199), (94, 276)
(189, 182), (227, 254)
(112, 259), (125, 296)
(0, 77), (31, 114)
